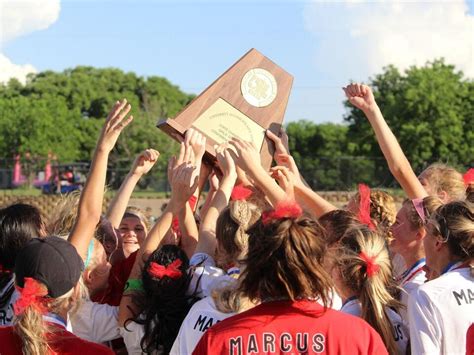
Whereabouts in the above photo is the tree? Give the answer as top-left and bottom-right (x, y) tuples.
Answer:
(345, 59), (474, 176)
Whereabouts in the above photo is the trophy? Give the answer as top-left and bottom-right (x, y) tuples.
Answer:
(157, 48), (293, 169)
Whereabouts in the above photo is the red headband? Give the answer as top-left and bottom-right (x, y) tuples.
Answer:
(231, 184), (253, 201)
(357, 184), (375, 230)
(464, 168), (474, 187)
(359, 252), (380, 277)
(148, 259), (183, 280)
(13, 278), (48, 316)
(262, 201), (303, 225)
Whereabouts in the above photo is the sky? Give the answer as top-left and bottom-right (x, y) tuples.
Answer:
(1, 0), (473, 124)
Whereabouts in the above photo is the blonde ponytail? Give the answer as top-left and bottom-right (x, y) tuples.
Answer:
(336, 227), (402, 355)
(13, 288), (74, 355)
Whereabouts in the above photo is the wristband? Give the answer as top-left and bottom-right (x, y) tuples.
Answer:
(123, 278), (144, 294)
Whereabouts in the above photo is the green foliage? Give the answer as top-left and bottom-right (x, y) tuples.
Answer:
(0, 66), (193, 189)
(1, 60), (471, 191)
(345, 59), (474, 174)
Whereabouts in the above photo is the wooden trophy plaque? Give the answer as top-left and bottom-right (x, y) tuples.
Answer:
(157, 48), (293, 169)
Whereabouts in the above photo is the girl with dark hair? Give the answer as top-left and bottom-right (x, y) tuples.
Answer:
(193, 203), (388, 354)
(122, 244), (193, 354)
(0, 203), (46, 326)
(119, 158), (201, 354)
(408, 201), (474, 354)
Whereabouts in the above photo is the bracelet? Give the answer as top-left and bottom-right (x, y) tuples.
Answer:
(123, 278), (144, 294)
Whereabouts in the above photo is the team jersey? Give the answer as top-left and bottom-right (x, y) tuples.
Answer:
(340, 297), (409, 354)
(0, 317), (113, 354)
(170, 295), (236, 355)
(70, 299), (120, 343)
(193, 299), (388, 355)
(397, 258), (426, 325)
(0, 277), (17, 326)
(408, 263), (474, 354)
(188, 252), (237, 298)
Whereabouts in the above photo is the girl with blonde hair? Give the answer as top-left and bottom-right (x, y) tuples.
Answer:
(408, 201), (474, 354)
(333, 226), (408, 354)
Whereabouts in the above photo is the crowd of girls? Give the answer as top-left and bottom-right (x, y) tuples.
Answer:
(0, 85), (472, 355)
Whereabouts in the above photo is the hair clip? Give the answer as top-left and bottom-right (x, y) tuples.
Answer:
(463, 168), (474, 187)
(13, 278), (48, 316)
(357, 184), (375, 230)
(148, 259), (183, 280)
(231, 184), (253, 201)
(359, 252), (380, 277)
(412, 198), (426, 224)
(262, 201), (303, 225)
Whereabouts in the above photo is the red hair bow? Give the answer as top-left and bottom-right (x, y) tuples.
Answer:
(148, 259), (183, 280)
(262, 201), (303, 225)
(464, 168), (474, 187)
(231, 184), (253, 201)
(357, 184), (375, 230)
(13, 278), (48, 316)
(359, 252), (380, 277)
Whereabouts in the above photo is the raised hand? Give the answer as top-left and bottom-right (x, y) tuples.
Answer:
(131, 149), (160, 176)
(98, 99), (134, 152)
(228, 138), (261, 176)
(343, 83), (378, 114)
(276, 153), (304, 189)
(266, 128), (290, 165)
(185, 128), (207, 163)
(215, 144), (237, 180)
(169, 163), (199, 208)
(270, 165), (295, 201)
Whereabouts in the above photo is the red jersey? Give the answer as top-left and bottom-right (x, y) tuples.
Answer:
(193, 300), (388, 355)
(0, 323), (113, 354)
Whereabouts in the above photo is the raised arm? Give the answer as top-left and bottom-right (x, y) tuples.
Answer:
(69, 99), (134, 260)
(271, 155), (337, 218)
(194, 146), (237, 255)
(343, 83), (428, 199)
(106, 149), (160, 228)
(118, 162), (198, 326)
(229, 138), (286, 206)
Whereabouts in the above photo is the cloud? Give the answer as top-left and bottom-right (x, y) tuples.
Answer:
(304, 0), (474, 83)
(0, 0), (60, 83)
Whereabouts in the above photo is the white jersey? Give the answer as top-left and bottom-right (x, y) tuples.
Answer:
(408, 263), (474, 355)
(397, 258), (426, 325)
(0, 277), (17, 326)
(170, 295), (235, 355)
(188, 253), (237, 298)
(341, 298), (409, 354)
(70, 299), (120, 343)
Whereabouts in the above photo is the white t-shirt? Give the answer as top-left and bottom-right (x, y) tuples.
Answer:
(188, 253), (237, 298)
(170, 295), (235, 355)
(0, 277), (17, 326)
(397, 258), (426, 325)
(119, 320), (155, 355)
(341, 298), (409, 354)
(70, 300), (120, 343)
(408, 263), (474, 355)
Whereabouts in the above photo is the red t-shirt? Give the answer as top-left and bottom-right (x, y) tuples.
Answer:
(0, 323), (113, 354)
(92, 250), (138, 306)
(467, 323), (474, 355)
(193, 300), (388, 355)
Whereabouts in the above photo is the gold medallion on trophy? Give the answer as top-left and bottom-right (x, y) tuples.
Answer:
(240, 68), (278, 108)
